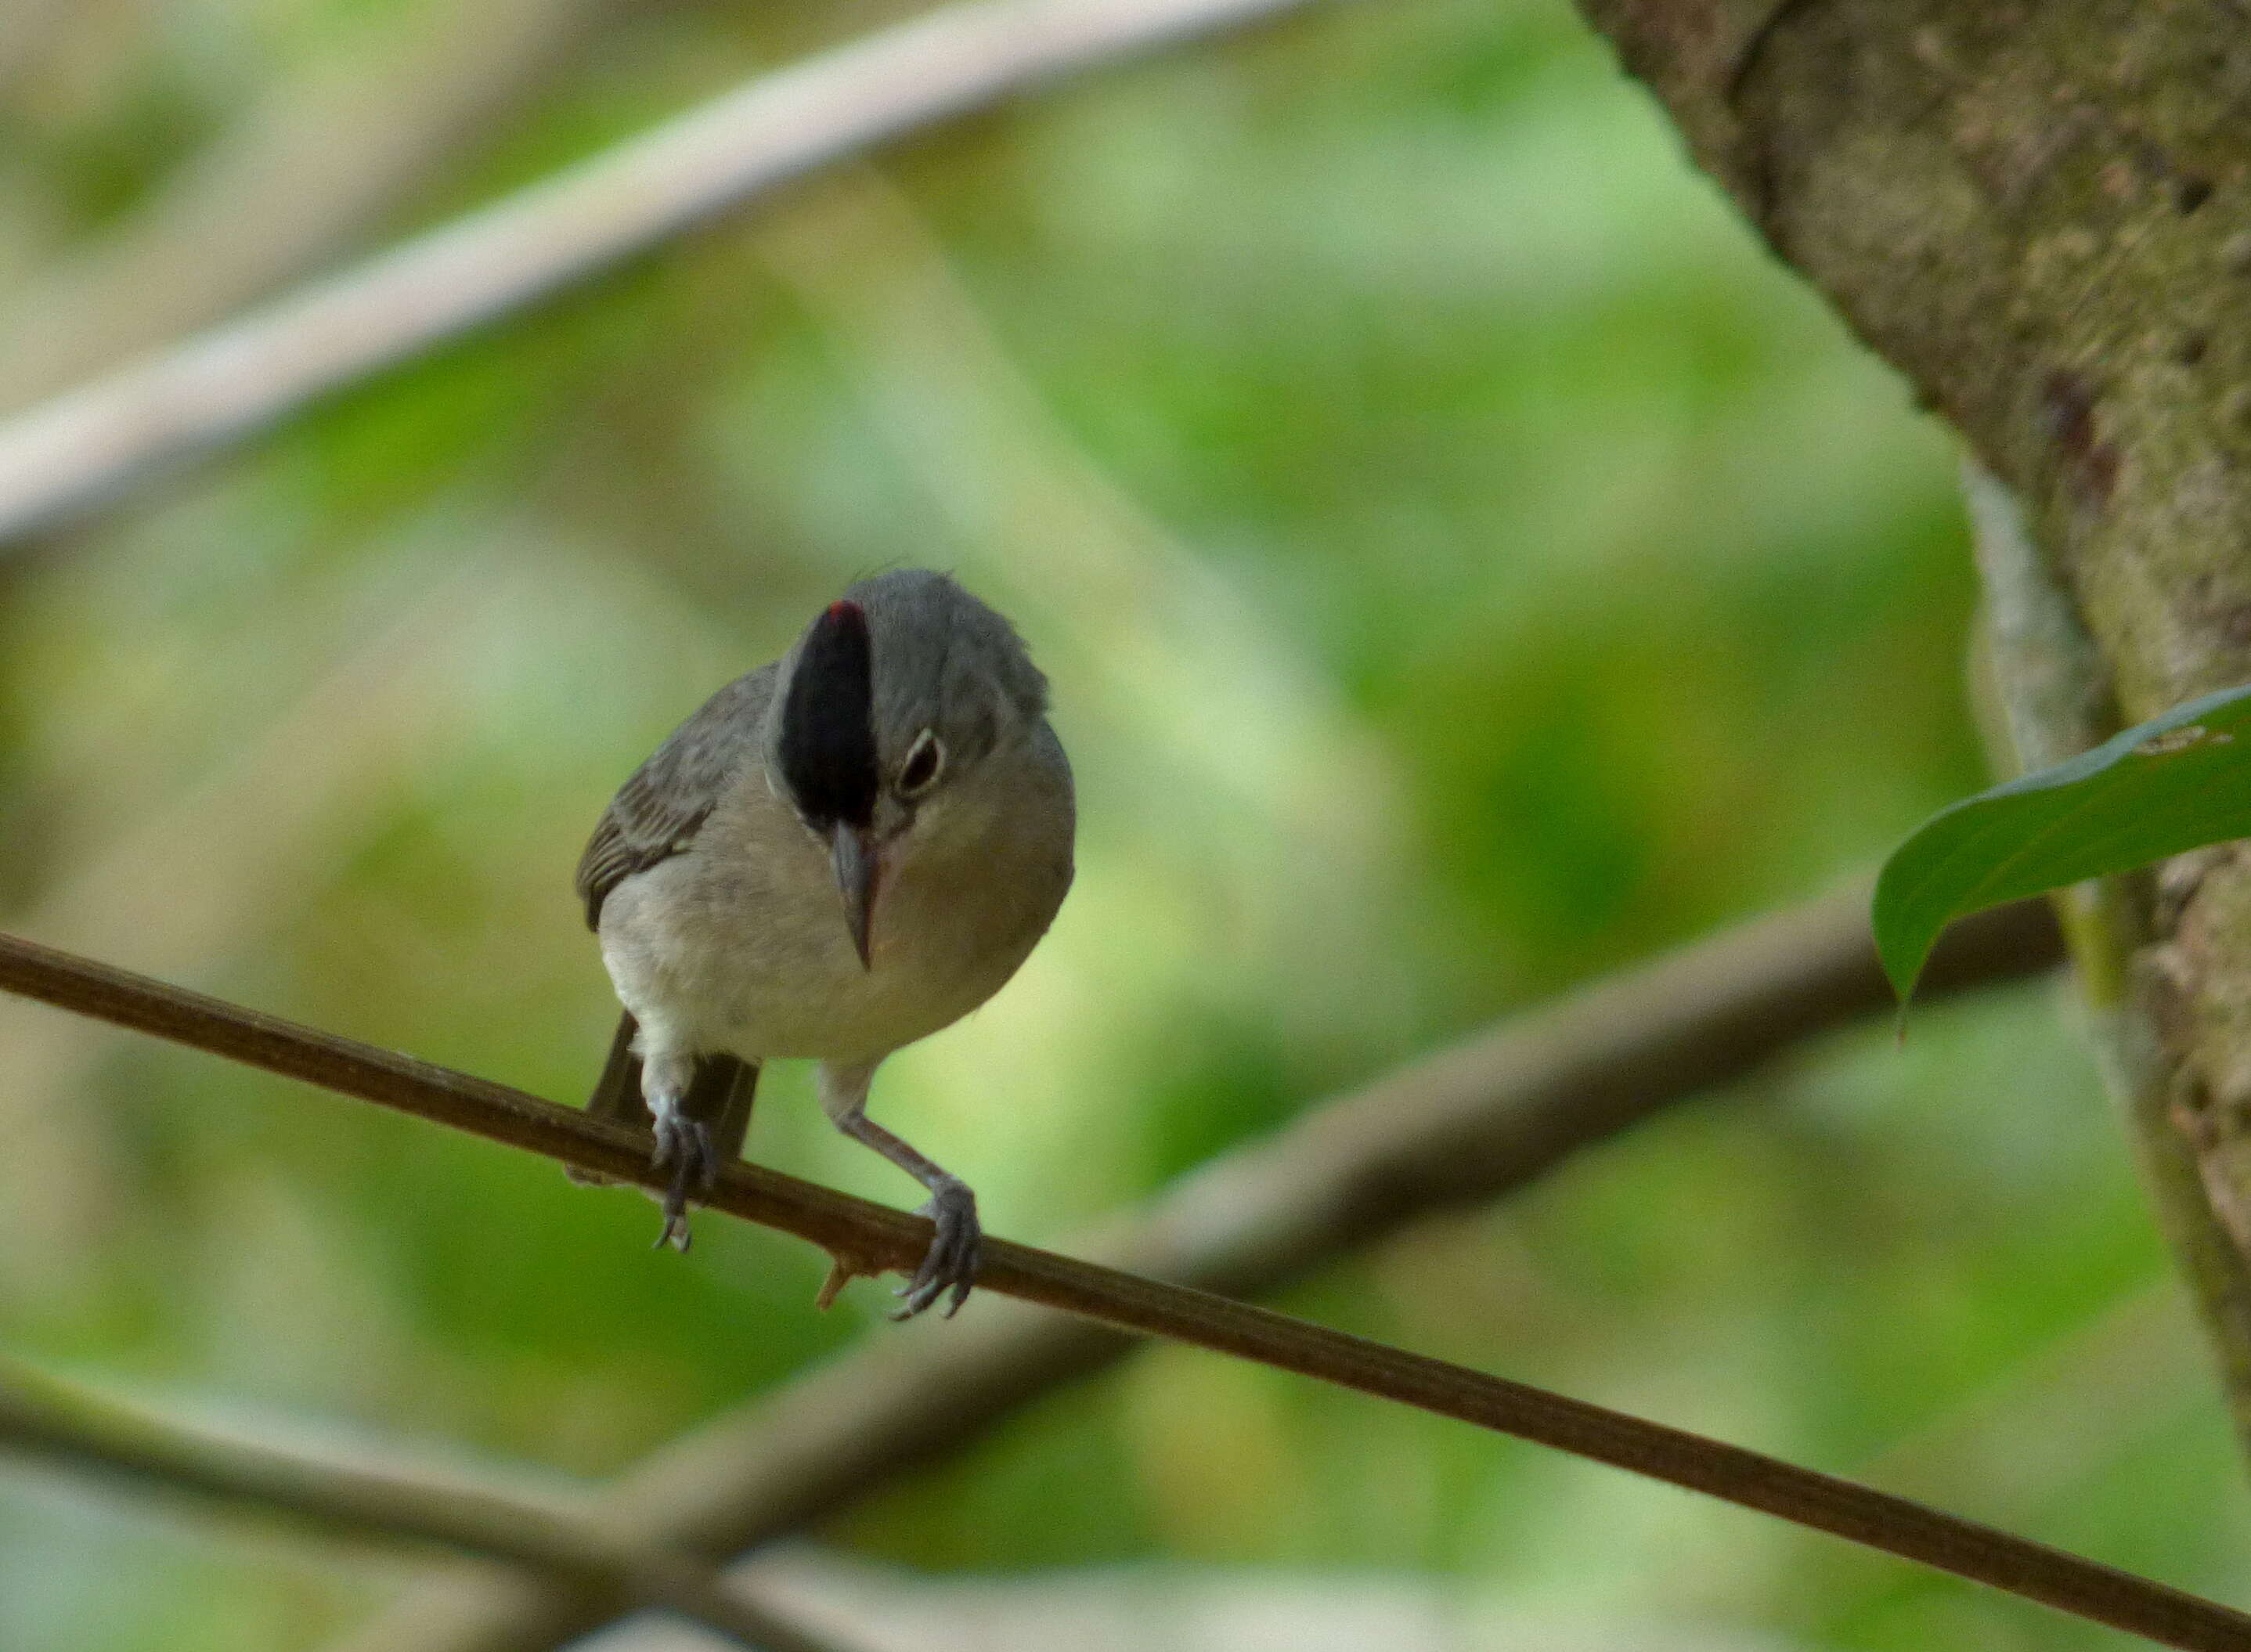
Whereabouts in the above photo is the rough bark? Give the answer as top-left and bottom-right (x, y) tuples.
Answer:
(1575, 0), (2251, 1451)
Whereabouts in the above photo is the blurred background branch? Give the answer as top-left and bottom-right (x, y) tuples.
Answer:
(601, 1545), (1825, 1652)
(0, 0), (1318, 546)
(0, 0), (73, 99)
(0, 1351), (858, 1652)
(0, 0), (608, 413)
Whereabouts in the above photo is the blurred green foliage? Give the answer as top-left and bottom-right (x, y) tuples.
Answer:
(0, 1), (2242, 1649)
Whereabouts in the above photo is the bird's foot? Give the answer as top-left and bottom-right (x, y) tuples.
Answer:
(893, 1177), (979, 1319)
(649, 1112), (719, 1253)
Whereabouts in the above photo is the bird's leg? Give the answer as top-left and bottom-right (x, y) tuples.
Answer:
(641, 1048), (716, 1252)
(818, 1059), (980, 1318)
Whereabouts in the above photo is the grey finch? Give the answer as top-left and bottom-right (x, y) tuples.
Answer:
(571, 571), (1075, 1316)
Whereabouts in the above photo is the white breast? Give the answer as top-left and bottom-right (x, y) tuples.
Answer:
(599, 734), (1072, 1066)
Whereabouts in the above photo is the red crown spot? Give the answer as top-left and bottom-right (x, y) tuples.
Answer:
(827, 600), (864, 625)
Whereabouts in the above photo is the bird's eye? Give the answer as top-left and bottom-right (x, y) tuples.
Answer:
(898, 728), (944, 795)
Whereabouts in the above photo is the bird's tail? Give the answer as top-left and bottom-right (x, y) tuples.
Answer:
(566, 1012), (758, 1186)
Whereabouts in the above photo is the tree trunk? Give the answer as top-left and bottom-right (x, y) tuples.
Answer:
(1573, 0), (2251, 1453)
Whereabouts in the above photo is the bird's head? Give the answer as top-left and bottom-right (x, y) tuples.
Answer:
(771, 572), (1048, 968)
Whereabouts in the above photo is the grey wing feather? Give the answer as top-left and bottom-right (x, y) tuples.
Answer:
(575, 665), (776, 930)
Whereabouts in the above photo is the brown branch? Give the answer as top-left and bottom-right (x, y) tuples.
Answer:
(334, 884), (2069, 1652)
(0, 1354), (854, 1652)
(9, 920), (2247, 1648)
(0, 0), (1315, 547)
(0, 554), (512, 1291)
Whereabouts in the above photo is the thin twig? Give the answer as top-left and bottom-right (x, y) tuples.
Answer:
(7, 925), (2247, 1648)
(0, 0), (1317, 546)
(0, 551), (509, 1289)
(0, 1352), (856, 1652)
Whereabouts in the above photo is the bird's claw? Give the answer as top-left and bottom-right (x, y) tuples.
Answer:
(892, 1178), (980, 1319)
(649, 1113), (719, 1253)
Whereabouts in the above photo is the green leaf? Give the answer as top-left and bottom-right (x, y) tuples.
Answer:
(1875, 681), (2251, 1002)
